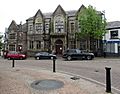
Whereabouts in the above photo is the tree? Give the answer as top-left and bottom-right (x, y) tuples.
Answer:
(77, 5), (106, 52)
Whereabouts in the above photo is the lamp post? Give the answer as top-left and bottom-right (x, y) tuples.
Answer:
(66, 28), (69, 49)
(19, 46), (22, 53)
(102, 10), (107, 56)
(43, 34), (45, 51)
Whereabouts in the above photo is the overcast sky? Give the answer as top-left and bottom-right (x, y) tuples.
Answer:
(0, 0), (120, 34)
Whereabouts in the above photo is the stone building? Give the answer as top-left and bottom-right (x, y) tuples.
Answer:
(5, 20), (27, 55)
(5, 5), (103, 56)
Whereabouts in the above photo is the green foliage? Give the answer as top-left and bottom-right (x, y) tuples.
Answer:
(77, 5), (106, 39)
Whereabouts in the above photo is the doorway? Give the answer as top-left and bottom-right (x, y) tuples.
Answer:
(55, 39), (63, 55)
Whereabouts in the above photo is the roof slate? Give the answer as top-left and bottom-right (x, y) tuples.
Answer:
(106, 21), (120, 29)
(66, 10), (77, 16)
(27, 10), (77, 20)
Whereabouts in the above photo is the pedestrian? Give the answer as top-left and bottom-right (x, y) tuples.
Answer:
(103, 51), (106, 58)
(52, 49), (55, 55)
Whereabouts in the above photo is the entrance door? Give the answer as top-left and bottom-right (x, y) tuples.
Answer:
(55, 39), (63, 54)
(118, 46), (120, 56)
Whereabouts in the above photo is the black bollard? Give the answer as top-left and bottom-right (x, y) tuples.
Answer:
(12, 58), (15, 68)
(53, 58), (56, 72)
(105, 67), (111, 93)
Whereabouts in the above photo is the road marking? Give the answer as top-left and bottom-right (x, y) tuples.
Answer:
(58, 70), (120, 94)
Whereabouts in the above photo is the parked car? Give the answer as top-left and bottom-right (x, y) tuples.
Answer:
(62, 49), (94, 60)
(6, 51), (27, 60)
(34, 52), (57, 60)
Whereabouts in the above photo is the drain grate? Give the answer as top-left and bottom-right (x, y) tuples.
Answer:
(70, 76), (80, 80)
(31, 79), (64, 90)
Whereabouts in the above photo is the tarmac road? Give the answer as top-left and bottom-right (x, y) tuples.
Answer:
(0, 57), (120, 93)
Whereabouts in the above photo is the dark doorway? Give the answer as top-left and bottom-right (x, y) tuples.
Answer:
(118, 46), (120, 56)
(55, 39), (63, 55)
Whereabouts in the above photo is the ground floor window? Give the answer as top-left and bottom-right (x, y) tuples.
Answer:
(79, 41), (86, 50)
(29, 41), (34, 49)
(70, 41), (75, 49)
(9, 45), (15, 51)
(36, 41), (41, 49)
(106, 43), (115, 53)
(44, 41), (49, 51)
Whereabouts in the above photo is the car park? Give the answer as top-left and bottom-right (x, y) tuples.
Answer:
(62, 49), (94, 60)
(6, 51), (27, 60)
(34, 52), (57, 60)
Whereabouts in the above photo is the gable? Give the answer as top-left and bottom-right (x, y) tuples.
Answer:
(34, 9), (43, 23)
(76, 4), (86, 17)
(8, 20), (18, 32)
(53, 5), (66, 17)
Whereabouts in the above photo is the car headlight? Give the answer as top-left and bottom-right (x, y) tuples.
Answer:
(53, 55), (56, 57)
(22, 55), (25, 57)
(90, 53), (94, 55)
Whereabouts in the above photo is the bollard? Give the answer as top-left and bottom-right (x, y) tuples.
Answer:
(53, 58), (56, 72)
(105, 67), (111, 93)
(12, 58), (15, 68)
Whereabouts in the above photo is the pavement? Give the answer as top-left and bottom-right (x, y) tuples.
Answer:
(0, 56), (115, 94)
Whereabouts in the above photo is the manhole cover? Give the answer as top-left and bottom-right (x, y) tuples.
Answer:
(31, 79), (64, 90)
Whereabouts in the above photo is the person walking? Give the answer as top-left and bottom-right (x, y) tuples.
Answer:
(103, 51), (106, 58)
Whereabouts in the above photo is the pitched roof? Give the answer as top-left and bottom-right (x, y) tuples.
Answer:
(52, 4), (66, 16)
(26, 17), (33, 21)
(44, 12), (52, 18)
(66, 10), (77, 16)
(26, 5), (89, 20)
(22, 23), (27, 32)
(27, 10), (77, 20)
(8, 20), (18, 30)
(106, 21), (120, 29)
(34, 9), (43, 18)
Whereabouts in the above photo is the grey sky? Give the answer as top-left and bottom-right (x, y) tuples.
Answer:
(0, 0), (120, 34)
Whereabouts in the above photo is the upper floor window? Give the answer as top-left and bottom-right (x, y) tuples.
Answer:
(9, 33), (15, 39)
(36, 41), (41, 49)
(110, 30), (118, 39)
(54, 15), (64, 33)
(35, 23), (43, 32)
(29, 25), (33, 31)
(45, 23), (50, 33)
(77, 19), (81, 32)
(70, 23), (75, 32)
(9, 45), (15, 51)
(29, 41), (34, 49)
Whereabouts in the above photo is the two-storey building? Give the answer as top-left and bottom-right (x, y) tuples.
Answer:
(5, 5), (103, 57)
(103, 21), (120, 56)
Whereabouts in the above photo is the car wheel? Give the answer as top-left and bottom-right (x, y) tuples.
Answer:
(19, 57), (23, 60)
(36, 57), (39, 60)
(67, 56), (72, 61)
(8, 57), (11, 60)
(86, 56), (92, 60)
(51, 57), (53, 59)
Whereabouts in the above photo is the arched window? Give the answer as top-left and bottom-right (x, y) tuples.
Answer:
(35, 17), (43, 34)
(54, 15), (64, 33)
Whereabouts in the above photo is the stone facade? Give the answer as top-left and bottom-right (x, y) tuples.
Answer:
(5, 20), (27, 55)
(5, 5), (103, 56)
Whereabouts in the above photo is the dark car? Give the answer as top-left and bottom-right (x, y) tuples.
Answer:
(34, 52), (57, 60)
(6, 51), (27, 60)
(62, 49), (94, 60)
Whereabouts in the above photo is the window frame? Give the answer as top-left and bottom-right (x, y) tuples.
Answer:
(110, 30), (118, 39)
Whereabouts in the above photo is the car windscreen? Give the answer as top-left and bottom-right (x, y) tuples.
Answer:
(8, 51), (19, 54)
(76, 49), (81, 53)
(42, 52), (49, 55)
(37, 52), (49, 55)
